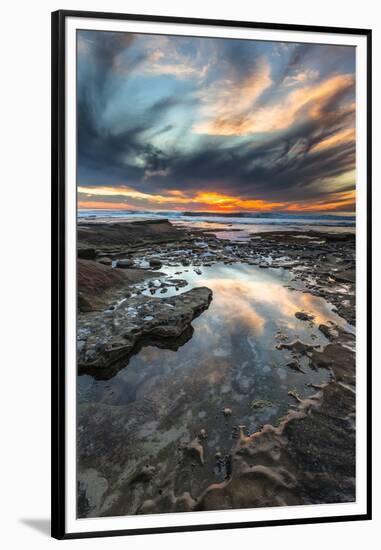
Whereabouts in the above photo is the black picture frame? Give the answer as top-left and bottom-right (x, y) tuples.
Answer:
(51, 9), (372, 540)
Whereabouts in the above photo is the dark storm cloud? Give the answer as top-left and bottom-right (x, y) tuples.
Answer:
(280, 43), (315, 81)
(218, 38), (261, 79)
(79, 31), (137, 73)
(77, 30), (356, 210)
(162, 134), (355, 202)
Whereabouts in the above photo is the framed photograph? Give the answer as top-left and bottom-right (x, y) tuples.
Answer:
(51, 9), (372, 539)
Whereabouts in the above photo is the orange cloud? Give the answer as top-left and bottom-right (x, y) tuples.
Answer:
(78, 185), (355, 213)
(191, 192), (285, 211)
(283, 69), (319, 87)
(78, 186), (286, 212)
(78, 201), (134, 209)
(310, 128), (355, 153)
(78, 185), (177, 204)
(133, 37), (210, 80)
(143, 60), (209, 79)
(194, 73), (354, 136)
(283, 190), (355, 212)
(193, 59), (272, 136)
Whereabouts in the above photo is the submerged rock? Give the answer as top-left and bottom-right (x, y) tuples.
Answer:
(278, 339), (318, 355)
(319, 323), (339, 341)
(295, 311), (314, 321)
(139, 331), (355, 515)
(286, 361), (306, 374)
(76, 224), (357, 518)
(184, 439), (204, 465)
(166, 278), (188, 288)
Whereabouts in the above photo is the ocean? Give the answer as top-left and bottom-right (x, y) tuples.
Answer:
(78, 209), (355, 240)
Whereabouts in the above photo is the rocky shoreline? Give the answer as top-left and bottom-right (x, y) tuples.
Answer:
(77, 218), (356, 517)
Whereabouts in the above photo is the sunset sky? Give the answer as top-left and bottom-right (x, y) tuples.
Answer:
(77, 30), (356, 213)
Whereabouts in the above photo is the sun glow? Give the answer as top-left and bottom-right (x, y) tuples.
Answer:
(78, 185), (355, 213)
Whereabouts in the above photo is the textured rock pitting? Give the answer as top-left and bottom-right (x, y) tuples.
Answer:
(78, 287), (213, 370)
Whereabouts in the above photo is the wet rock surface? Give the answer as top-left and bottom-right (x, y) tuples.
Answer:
(78, 221), (355, 328)
(78, 287), (213, 375)
(140, 328), (355, 513)
(78, 260), (155, 313)
(76, 220), (356, 518)
(78, 219), (189, 249)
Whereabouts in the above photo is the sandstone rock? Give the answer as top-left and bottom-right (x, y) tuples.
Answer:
(98, 257), (112, 266)
(77, 260), (156, 313)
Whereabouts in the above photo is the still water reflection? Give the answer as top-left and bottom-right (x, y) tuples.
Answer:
(78, 264), (352, 488)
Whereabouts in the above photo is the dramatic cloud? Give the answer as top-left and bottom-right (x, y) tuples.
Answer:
(193, 60), (273, 135)
(77, 31), (356, 212)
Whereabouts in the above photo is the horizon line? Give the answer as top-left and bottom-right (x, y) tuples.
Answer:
(77, 207), (355, 215)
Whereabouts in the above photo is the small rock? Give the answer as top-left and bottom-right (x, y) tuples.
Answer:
(222, 407), (232, 418)
(319, 324), (339, 341)
(116, 258), (134, 268)
(149, 258), (163, 269)
(166, 278), (188, 288)
(295, 311), (314, 321)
